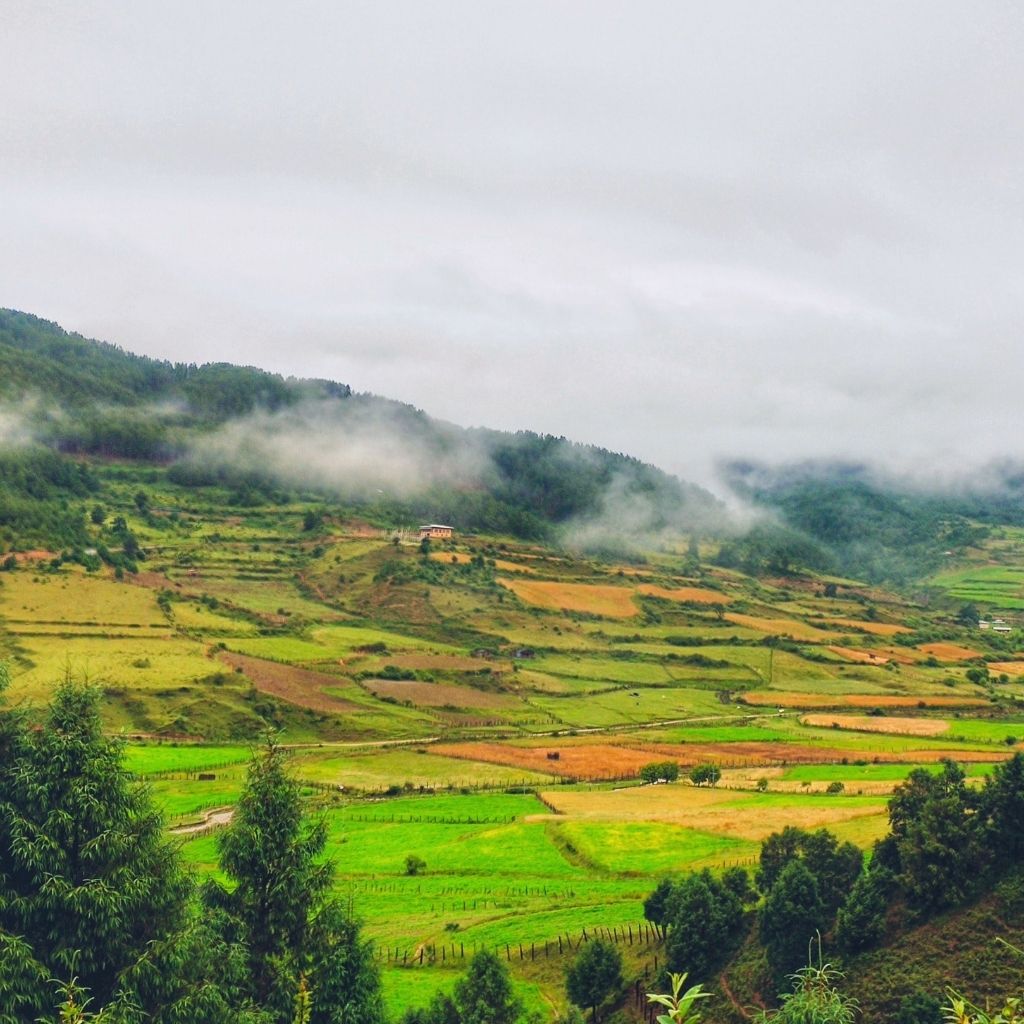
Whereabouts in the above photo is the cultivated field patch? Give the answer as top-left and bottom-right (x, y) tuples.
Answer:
(724, 613), (839, 641)
(219, 652), (362, 712)
(433, 742), (664, 779)
(540, 785), (888, 842)
(827, 646), (890, 665)
(363, 679), (517, 710)
(801, 713), (950, 736)
(497, 579), (637, 618)
(989, 661), (1024, 676)
(635, 584), (730, 605)
(917, 642), (982, 661)
(739, 691), (988, 709)
(820, 618), (911, 636)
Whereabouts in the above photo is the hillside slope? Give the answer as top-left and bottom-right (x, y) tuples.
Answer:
(0, 308), (722, 544)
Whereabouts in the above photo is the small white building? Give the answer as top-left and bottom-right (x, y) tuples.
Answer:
(418, 524), (454, 541)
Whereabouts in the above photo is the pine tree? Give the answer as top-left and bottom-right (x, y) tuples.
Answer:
(0, 681), (192, 1019)
(210, 739), (382, 1024)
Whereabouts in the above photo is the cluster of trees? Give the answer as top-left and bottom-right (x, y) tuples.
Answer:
(0, 449), (99, 552)
(0, 666), (384, 1023)
(721, 461), (1009, 584)
(641, 754), (1024, 1009)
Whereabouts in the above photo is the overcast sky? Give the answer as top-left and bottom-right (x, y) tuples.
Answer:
(3, 1), (1023, 487)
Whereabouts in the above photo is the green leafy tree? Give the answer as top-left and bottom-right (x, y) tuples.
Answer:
(400, 992), (460, 1024)
(757, 826), (805, 893)
(834, 869), (888, 953)
(405, 854), (427, 876)
(721, 866), (757, 905)
(888, 760), (985, 913)
(688, 764), (721, 787)
(452, 950), (522, 1024)
(757, 827), (860, 914)
(566, 938), (623, 1022)
(799, 830), (862, 913)
(664, 871), (743, 982)
(640, 761), (680, 783)
(981, 752), (1024, 861)
(306, 904), (386, 1024)
(644, 878), (677, 937)
(760, 862), (826, 978)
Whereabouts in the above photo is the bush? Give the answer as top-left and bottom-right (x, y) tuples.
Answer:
(640, 760), (680, 784)
(689, 764), (721, 787)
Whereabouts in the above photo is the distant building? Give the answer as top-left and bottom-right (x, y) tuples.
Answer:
(419, 524), (454, 541)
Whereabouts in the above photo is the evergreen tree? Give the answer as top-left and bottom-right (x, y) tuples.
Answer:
(834, 869), (888, 954)
(565, 938), (623, 1022)
(644, 877), (677, 937)
(452, 950), (521, 1024)
(306, 904), (386, 1024)
(757, 827), (860, 915)
(799, 830), (862, 913)
(889, 761), (984, 913)
(209, 739), (382, 1024)
(664, 871), (743, 982)
(721, 866), (757, 905)
(982, 752), (1024, 861)
(0, 681), (192, 1020)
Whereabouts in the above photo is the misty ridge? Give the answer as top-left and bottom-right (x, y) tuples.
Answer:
(174, 392), (726, 549)
(7, 306), (1024, 582)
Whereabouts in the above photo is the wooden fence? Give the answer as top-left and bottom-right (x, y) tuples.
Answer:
(373, 921), (666, 967)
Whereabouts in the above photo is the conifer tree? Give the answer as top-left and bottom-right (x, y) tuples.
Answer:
(452, 950), (522, 1024)
(210, 739), (383, 1024)
(0, 680), (192, 1019)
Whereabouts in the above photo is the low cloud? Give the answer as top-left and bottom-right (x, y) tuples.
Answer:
(181, 394), (490, 499)
(0, 398), (42, 449)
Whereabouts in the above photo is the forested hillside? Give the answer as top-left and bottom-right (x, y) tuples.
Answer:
(0, 309), (721, 546)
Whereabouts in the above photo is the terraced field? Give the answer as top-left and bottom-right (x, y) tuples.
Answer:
(7, 462), (1024, 1015)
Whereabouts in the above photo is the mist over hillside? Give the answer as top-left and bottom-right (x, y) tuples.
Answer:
(7, 305), (1024, 585)
(0, 308), (723, 548)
